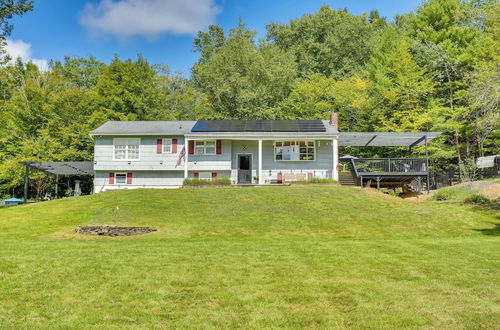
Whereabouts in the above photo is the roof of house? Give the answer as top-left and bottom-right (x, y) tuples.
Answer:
(89, 121), (197, 136)
(89, 120), (338, 137)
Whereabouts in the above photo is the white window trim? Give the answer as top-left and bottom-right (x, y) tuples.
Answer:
(162, 138), (173, 154)
(113, 138), (141, 161)
(274, 140), (316, 162)
(199, 172), (212, 181)
(194, 140), (216, 155)
(114, 172), (127, 184)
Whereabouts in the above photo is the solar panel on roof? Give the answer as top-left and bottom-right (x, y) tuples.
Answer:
(191, 120), (326, 132)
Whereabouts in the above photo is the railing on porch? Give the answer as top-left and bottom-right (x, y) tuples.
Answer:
(351, 158), (428, 175)
(237, 170), (252, 184)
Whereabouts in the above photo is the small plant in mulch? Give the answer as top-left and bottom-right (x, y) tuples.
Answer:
(75, 225), (157, 236)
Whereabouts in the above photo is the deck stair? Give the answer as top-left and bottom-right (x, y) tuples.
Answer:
(339, 172), (357, 186)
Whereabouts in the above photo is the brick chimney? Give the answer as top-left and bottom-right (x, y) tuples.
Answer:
(330, 112), (338, 129)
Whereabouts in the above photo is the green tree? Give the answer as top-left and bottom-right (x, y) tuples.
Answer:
(266, 5), (376, 79)
(192, 23), (297, 119)
(0, 0), (33, 62)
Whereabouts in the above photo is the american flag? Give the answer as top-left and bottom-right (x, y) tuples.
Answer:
(176, 146), (186, 167)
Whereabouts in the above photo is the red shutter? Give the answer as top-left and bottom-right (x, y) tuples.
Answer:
(172, 138), (178, 153)
(188, 140), (194, 154)
(127, 172), (132, 184)
(194, 172), (199, 179)
(156, 139), (162, 154)
(211, 172), (217, 179)
(307, 172), (313, 180)
(109, 172), (115, 184)
(216, 140), (222, 154)
(277, 172), (282, 184)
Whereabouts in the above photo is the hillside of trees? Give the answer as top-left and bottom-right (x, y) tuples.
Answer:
(0, 0), (498, 198)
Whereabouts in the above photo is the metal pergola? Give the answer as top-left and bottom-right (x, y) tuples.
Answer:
(338, 132), (441, 147)
(19, 161), (94, 200)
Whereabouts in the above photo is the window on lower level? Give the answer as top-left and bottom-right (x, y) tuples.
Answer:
(115, 173), (127, 184)
(199, 172), (212, 181)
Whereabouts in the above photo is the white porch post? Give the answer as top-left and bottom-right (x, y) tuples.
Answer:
(332, 138), (339, 181)
(184, 139), (189, 179)
(258, 139), (263, 184)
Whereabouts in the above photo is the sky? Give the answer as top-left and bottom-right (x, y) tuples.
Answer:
(6, 0), (422, 75)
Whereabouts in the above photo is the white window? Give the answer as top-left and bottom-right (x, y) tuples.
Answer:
(162, 138), (172, 153)
(113, 138), (140, 160)
(115, 173), (127, 184)
(195, 140), (216, 155)
(199, 172), (212, 181)
(275, 140), (315, 161)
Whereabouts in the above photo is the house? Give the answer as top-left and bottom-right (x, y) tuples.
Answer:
(88, 112), (440, 192)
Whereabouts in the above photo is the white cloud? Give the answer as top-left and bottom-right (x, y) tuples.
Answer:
(4, 39), (49, 70)
(80, 0), (220, 40)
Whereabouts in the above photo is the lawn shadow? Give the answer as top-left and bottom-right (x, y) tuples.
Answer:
(474, 223), (500, 236)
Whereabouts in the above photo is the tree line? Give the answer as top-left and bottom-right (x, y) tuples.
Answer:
(0, 0), (498, 198)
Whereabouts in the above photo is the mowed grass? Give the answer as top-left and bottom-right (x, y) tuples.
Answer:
(0, 186), (498, 329)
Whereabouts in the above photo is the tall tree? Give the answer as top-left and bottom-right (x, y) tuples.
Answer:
(0, 0), (33, 62)
(192, 23), (297, 119)
(266, 5), (377, 79)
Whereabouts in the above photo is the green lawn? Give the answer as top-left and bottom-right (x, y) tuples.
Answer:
(0, 186), (498, 329)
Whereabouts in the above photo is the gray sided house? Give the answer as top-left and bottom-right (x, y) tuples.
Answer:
(89, 117), (340, 192)
(88, 113), (441, 193)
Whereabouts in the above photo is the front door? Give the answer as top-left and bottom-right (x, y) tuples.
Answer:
(238, 154), (252, 184)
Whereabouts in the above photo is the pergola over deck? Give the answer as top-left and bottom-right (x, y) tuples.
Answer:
(338, 132), (441, 191)
(19, 161), (94, 200)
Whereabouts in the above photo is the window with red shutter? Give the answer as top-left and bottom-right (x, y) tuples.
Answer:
(307, 172), (313, 180)
(211, 172), (217, 179)
(194, 172), (199, 179)
(109, 172), (115, 184)
(156, 139), (162, 154)
(216, 140), (222, 154)
(127, 172), (132, 184)
(172, 138), (178, 153)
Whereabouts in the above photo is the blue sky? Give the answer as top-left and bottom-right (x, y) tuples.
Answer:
(7, 0), (421, 75)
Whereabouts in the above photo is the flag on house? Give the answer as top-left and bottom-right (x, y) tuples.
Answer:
(176, 146), (186, 167)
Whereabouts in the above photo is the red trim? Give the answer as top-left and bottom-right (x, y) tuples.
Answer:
(156, 139), (162, 154)
(127, 172), (132, 184)
(172, 138), (178, 153)
(307, 172), (313, 180)
(211, 172), (217, 179)
(109, 172), (115, 184)
(194, 172), (199, 179)
(277, 172), (282, 184)
(188, 140), (194, 154)
(216, 140), (222, 154)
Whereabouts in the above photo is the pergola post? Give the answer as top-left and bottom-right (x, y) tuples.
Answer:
(55, 174), (59, 199)
(425, 133), (430, 193)
(23, 164), (29, 201)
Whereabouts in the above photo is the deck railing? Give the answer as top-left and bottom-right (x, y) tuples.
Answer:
(351, 158), (428, 175)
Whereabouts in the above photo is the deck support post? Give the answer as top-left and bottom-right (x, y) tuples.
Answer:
(360, 175), (363, 188)
(184, 139), (189, 179)
(332, 138), (339, 181)
(258, 139), (263, 185)
(23, 164), (29, 201)
(376, 176), (381, 190)
(417, 176), (422, 193)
